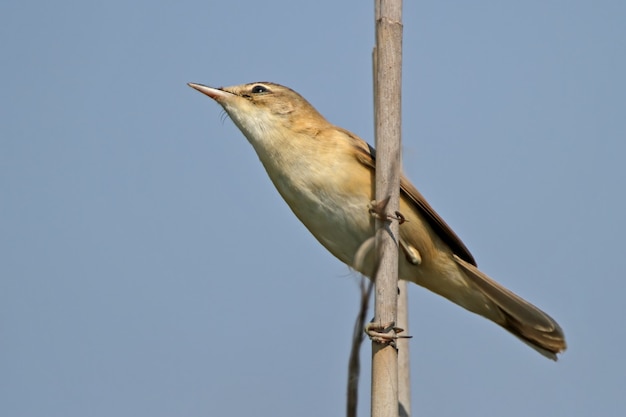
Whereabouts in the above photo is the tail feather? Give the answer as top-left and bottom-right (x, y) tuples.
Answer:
(453, 255), (567, 360)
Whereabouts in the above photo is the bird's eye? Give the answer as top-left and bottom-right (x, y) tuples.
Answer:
(251, 85), (269, 94)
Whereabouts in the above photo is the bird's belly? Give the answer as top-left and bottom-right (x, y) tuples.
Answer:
(279, 184), (375, 272)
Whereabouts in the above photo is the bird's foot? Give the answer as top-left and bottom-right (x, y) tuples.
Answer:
(365, 320), (411, 347)
(368, 197), (407, 224)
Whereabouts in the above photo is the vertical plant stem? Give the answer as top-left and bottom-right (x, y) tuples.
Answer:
(371, 1), (404, 417)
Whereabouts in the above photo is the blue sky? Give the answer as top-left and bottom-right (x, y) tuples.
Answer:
(1, 1), (625, 416)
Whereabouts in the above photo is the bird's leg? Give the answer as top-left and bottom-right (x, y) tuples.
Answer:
(399, 239), (422, 265)
(365, 196), (412, 346)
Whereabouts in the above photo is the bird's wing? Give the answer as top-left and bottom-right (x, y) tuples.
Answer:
(399, 171), (476, 266)
(348, 134), (476, 266)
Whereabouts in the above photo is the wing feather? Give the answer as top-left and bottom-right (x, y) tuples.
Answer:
(350, 138), (476, 266)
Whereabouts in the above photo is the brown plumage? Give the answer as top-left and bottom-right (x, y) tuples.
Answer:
(189, 81), (567, 359)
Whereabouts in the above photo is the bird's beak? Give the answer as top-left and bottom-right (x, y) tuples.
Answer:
(187, 83), (232, 101)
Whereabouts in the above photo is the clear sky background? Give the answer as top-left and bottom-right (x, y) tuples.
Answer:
(1, 1), (625, 416)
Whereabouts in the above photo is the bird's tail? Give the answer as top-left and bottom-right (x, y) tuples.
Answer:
(453, 255), (567, 360)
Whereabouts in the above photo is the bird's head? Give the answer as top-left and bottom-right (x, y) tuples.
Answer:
(188, 82), (328, 149)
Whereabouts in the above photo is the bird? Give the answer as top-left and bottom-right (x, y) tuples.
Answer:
(188, 81), (566, 360)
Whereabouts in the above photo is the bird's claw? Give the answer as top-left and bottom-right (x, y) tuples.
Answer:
(365, 320), (412, 347)
(368, 198), (407, 224)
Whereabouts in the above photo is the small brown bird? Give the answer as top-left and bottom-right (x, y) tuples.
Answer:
(188, 81), (566, 360)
